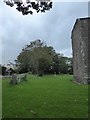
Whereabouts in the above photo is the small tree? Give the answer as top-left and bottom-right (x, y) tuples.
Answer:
(0, 65), (2, 75)
(2, 66), (6, 76)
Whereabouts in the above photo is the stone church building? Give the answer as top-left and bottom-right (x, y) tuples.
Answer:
(71, 17), (90, 84)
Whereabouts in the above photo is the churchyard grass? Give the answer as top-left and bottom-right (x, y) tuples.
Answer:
(0, 79), (2, 119)
(2, 74), (88, 118)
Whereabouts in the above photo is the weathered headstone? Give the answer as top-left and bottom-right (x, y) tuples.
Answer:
(71, 17), (90, 84)
(18, 74), (27, 82)
(10, 74), (27, 85)
(10, 74), (18, 85)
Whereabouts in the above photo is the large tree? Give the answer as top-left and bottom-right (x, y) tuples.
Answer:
(16, 39), (58, 74)
(15, 39), (73, 75)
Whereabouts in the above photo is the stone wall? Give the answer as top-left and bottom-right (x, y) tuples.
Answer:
(71, 18), (90, 84)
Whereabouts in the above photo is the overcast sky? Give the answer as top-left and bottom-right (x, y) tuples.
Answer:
(0, 1), (88, 65)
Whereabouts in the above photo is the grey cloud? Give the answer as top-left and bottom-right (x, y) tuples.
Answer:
(1, 1), (88, 64)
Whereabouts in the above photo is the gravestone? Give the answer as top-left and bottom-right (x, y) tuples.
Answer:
(10, 74), (18, 85)
(10, 74), (27, 85)
(71, 17), (90, 84)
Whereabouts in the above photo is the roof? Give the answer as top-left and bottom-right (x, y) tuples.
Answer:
(6, 68), (14, 72)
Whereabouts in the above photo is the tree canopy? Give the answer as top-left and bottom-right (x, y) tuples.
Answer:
(3, 0), (53, 15)
(15, 39), (73, 75)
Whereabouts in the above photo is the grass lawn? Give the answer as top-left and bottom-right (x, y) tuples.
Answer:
(2, 74), (88, 118)
(0, 79), (2, 119)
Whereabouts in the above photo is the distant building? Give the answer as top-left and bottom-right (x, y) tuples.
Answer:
(4, 62), (16, 70)
(3, 62), (16, 75)
(71, 17), (90, 84)
(5, 68), (15, 75)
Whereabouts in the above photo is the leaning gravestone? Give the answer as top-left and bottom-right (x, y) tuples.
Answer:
(18, 74), (27, 82)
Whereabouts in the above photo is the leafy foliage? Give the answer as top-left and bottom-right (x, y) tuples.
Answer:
(15, 39), (73, 75)
(2, 66), (7, 76)
(0, 65), (2, 75)
(3, 0), (53, 15)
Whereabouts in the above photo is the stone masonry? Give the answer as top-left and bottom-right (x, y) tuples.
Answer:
(71, 17), (90, 84)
